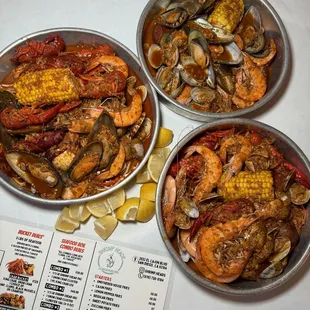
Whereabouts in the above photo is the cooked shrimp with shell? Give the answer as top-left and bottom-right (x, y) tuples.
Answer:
(161, 128), (310, 283)
(143, 0), (277, 112)
(0, 34), (153, 199)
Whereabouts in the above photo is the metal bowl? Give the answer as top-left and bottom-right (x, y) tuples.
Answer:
(0, 27), (160, 205)
(155, 119), (310, 295)
(137, 0), (290, 122)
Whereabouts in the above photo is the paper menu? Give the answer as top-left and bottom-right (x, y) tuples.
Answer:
(0, 219), (173, 310)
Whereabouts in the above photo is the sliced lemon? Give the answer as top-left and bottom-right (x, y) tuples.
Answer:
(86, 188), (126, 217)
(140, 183), (157, 201)
(94, 215), (118, 240)
(115, 197), (139, 221)
(55, 207), (80, 233)
(69, 203), (91, 222)
(136, 165), (153, 184)
(136, 199), (156, 223)
(147, 154), (166, 183)
(152, 147), (171, 159)
(155, 127), (173, 148)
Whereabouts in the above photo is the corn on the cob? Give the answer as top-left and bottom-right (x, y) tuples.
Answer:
(14, 68), (79, 106)
(208, 0), (245, 33)
(219, 171), (274, 201)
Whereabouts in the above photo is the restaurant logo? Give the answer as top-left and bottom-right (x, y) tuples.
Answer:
(98, 246), (125, 274)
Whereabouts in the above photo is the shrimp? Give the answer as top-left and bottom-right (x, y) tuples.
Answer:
(196, 217), (256, 283)
(232, 95), (253, 109)
(247, 39), (277, 67)
(234, 53), (267, 102)
(162, 175), (177, 238)
(180, 229), (197, 258)
(104, 91), (143, 127)
(184, 145), (222, 203)
(94, 142), (126, 181)
(218, 135), (251, 184)
(85, 55), (129, 78)
(61, 180), (89, 199)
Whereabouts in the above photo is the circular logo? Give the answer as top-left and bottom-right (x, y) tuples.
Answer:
(98, 246), (125, 275)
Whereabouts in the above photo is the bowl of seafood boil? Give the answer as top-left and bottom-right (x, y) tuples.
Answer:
(156, 119), (310, 295)
(137, 0), (290, 121)
(0, 28), (159, 205)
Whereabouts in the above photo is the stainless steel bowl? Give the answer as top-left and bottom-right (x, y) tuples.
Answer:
(0, 28), (160, 205)
(155, 119), (310, 295)
(137, 0), (290, 122)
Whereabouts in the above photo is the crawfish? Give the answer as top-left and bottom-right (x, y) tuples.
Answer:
(13, 130), (65, 153)
(0, 102), (64, 129)
(270, 145), (310, 189)
(11, 35), (65, 63)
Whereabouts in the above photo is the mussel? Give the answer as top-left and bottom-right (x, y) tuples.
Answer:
(67, 141), (103, 183)
(0, 90), (18, 111)
(87, 111), (119, 169)
(187, 18), (234, 44)
(236, 6), (265, 54)
(5, 151), (63, 199)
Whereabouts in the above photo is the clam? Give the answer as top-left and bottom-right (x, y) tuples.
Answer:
(126, 112), (146, 138)
(156, 66), (182, 96)
(236, 6), (265, 54)
(68, 141), (103, 183)
(178, 197), (199, 218)
(136, 117), (152, 141)
(180, 56), (208, 87)
(175, 209), (193, 229)
(191, 86), (216, 105)
(136, 85), (148, 102)
(213, 64), (235, 94)
(121, 137), (144, 161)
(5, 151), (63, 199)
(212, 42), (243, 65)
(188, 18), (234, 44)
(147, 44), (163, 69)
(157, 7), (188, 29)
(167, 1), (202, 19)
(260, 257), (288, 279)
(289, 183), (310, 205)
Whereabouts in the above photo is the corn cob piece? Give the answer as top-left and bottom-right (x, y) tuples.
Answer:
(14, 68), (80, 106)
(208, 0), (245, 33)
(219, 171), (274, 201)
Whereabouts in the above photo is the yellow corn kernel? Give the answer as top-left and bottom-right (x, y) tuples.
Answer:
(219, 171), (274, 201)
(208, 0), (245, 33)
(14, 68), (79, 106)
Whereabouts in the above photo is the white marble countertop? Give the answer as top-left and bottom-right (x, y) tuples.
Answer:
(0, 0), (309, 309)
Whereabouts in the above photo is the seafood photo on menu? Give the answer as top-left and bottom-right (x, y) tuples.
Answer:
(0, 292), (25, 309)
(6, 258), (35, 276)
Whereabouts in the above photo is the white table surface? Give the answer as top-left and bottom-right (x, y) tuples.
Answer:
(0, 0), (309, 309)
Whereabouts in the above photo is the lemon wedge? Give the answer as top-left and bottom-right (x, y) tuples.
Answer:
(147, 154), (166, 183)
(136, 199), (156, 223)
(115, 197), (139, 221)
(140, 183), (157, 201)
(69, 203), (91, 222)
(152, 147), (171, 159)
(155, 127), (173, 148)
(55, 207), (80, 233)
(94, 215), (118, 240)
(86, 188), (126, 217)
(136, 165), (153, 183)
